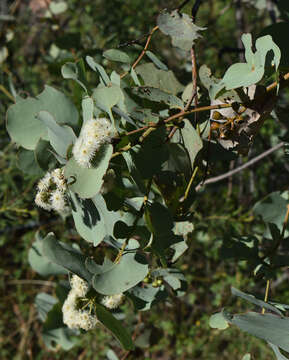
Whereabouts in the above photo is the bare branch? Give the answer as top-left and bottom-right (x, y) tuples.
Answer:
(196, 142), (285, 191)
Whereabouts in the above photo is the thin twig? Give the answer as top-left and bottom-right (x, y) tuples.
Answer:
(261, 280), (270, 314)
(8, 279), (56, 287)
(195, 142), (284, 191)
(120, 26), (159, 79)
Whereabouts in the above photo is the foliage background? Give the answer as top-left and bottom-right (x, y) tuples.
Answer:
(1, 0), (288, 359)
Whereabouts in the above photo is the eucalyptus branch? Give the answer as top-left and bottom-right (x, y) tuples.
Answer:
(195, 142), (285, 191)
(120, 26), (159, 80)
(112, 103), (232, 158)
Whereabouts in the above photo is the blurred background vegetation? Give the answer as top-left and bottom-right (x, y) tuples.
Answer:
(1, 0), (289, 359)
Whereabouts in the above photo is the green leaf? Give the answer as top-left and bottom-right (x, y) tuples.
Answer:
(131, 86), (183, 109)
(94, 303), (134, 350)
(92, 252), (148, 295)
(42, 327), (76, 351)
(61, 62), (87, 92)
(92, 84), (124, 113)
(17, 148), (43, 175)
(35, 139), (56, 171)
(231, 287), (283, 316)
(106, 349), (119, 360)
(221, 33), (281, 90)
(6, 85), (78, 150)
(242, 354), (251, 360)
(42, 233), (92, 282)
(82, 96), (94, 123)
(86, 56), (110, 85)
(228, 312), (289, 353)
(128, 285), (168, 311)
(209, 312), (229, 330)
(35, 293), (58, 322)
(28, 235), (67, 277)
(70, 192), (120, 246)
(145, 51), (168, 71)
(253, 191), (289, 234)
(269, 343), (289, 360)
(181, 120), (203, 167)
(157, 10), (205, 51)
(37, 111), (76, 158)
(49, 1), (68, 15)
(135, 62), (183, 95)
(145, 202), (174, 236)
(103, 49), (131, 63)
(65, 144), (113, 199)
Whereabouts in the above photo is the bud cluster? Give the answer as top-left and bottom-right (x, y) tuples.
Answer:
(101, 293), (124, 309)
(62, 275), (98, 331)
(72, 117), (115, 168)
(35, 168), (69, 214)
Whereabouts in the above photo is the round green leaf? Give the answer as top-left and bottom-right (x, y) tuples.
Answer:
(92, 252), (148, 295)
(64, 144), (113, 199)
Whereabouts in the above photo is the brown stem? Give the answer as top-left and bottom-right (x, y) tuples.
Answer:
(120, 26), (159, 79)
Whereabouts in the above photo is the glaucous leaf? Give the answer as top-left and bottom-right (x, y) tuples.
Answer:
(35, 293), (58, 322)
(209, 312), (229, 330)
(131, 86), (183, 109)
(17, 148), (43, 175)
(70, 192), (120, 246)
(157, 10), (205, 51)
(231, 287), (283, 316)
(253, 191), (289, 233)
(65, 144), (113, 199)
(37, 111), (76, 158)
(94, 303), (134, 350)
(227, 312), (289, 353)
(92, 252), (148, 295)
(103, 49), (131, 63)
(61, 62), (87, 92)
(6, 85), (78, 150)
(221, 34), (280, 90)
(181, 120), (203, 167)
(86, 56), (110, 85)
(135, 63), (183, 95)
(145, 51), (168, 71)
(28, 236), (67, 277)
(42, 232), (92, 282)
(93, 84), (124, 113)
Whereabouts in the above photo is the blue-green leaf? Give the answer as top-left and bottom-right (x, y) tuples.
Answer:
(6, 85), (78, 150)
(94, 303), (134, 350)
(65, 144), (113, 199)
(42, 233), (92, 282)
(37, 110), (76, 158)
(157, 10), (205, 52)
(103, 49), (131, 63)
(92, 252), (148, 295)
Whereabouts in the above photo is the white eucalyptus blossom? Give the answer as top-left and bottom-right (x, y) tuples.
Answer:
(50, 189), (67, 213)
(101, 293), (124, 309)
(70, 274), (89, 297)
(35, 191), (52, 211)
(51, 168), (66, 191)
(35, 168), (69, 214)
(36, 172), (52, 192)
(72, 118), (115, 168)
(62, 275), (98, 331)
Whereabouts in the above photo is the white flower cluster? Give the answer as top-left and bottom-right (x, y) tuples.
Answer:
(62, 275), (98, 331)
(101, 293), (124, 309)
(72, 118), (115, 168)
(35, 168), (69, 214)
